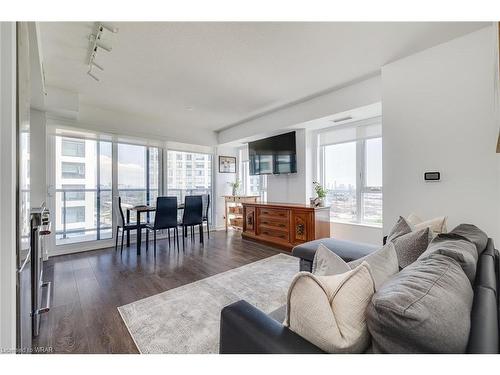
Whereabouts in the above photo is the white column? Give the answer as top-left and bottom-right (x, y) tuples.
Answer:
(0, 21), (17, 352)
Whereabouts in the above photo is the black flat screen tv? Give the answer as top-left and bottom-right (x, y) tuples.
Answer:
(248, 131), (297, 175)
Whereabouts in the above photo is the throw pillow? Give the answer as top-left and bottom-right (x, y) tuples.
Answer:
(312, 244), (350, 276)
(366, 253), (473, 353)
(348, 243), (398, 290)
(406, 212), (423, 226)
(450, 224), (488, 254)
(418, 233), (478, 284)
(413, 216), (448, 234)
(387, 216), (412, 241)
(285, 263), (375, 353)
(312, 243), (398, 290)
(390, 227), (431, 269)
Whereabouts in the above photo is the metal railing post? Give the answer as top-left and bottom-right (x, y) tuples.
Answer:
(62, 191), (67, 239)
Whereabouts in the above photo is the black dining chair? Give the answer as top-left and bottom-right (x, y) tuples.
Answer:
(180, 195), (204, 248)
(201, 194), (210, 239)
(114, 196), (149, 254)
(145, 196), (180, 256)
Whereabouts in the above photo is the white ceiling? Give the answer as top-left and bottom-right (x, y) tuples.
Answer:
(39, 22), (488, 138)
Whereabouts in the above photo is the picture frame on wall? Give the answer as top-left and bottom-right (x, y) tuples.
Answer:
(219, 156), (237, 173)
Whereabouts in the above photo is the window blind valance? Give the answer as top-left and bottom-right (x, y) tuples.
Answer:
(319, 118), (382, 146)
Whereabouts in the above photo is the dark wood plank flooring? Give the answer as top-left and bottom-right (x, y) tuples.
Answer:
(33, 230), (280, 354)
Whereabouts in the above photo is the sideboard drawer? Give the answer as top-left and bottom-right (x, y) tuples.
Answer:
(258, 207), (289, 220)
(259, 227), (290, 243)
(258, 217), (289, 231)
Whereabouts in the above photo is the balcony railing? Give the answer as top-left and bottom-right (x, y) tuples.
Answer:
(56, 187), (212, 245)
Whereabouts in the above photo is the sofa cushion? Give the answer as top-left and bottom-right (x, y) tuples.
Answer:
(366, 254), (473, 353)
(285, 263), (375, 353)
(292, 238), (378, 263)
(418, 233), (478, 284)
(450, 224), (488, 255)
(390, 228), (431, 268)
(312, 243), (398, 291)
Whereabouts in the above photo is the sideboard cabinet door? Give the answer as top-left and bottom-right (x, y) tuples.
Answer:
(290, 210), (313, 245)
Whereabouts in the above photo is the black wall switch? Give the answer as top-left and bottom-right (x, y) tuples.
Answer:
(424, 172), (440, 181)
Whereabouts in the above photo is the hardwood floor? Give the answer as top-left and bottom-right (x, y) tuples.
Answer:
(33, 230), (281, 353)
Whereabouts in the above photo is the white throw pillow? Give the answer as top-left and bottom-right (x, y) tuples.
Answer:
(413, 216), (448, 234)
(406, 213), (423, 226)
(312, 243), (398, 290)
(285, 263), (375, 353)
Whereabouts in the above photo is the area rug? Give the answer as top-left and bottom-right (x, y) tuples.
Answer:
(118, 254), (299, 353)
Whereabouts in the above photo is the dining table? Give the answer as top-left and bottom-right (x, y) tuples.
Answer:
(126, 203), (185, 255)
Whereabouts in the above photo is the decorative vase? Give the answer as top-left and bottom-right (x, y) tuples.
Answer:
(319, 197), (325, 207)
(232, 186), (238, 196)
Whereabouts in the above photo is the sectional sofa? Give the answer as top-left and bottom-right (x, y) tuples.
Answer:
(219, 228), (499, 354)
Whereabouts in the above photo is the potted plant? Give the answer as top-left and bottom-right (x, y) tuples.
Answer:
(312, 181), (327, 207)
(228, 179), (241, 196)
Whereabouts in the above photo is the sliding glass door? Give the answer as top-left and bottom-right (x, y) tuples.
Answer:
(52, 134), (216, 249)
(55, 136), (112, 245)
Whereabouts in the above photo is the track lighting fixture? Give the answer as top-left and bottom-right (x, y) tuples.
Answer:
(87, 22), (118, 82)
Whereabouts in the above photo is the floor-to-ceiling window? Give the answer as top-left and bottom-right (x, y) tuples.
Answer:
(166, 150), (212, 219)
(319, 118), (382, 226)
(117, 143), (161, 222)
(238, 148), (267, 200)
(55, 136), (113, 244)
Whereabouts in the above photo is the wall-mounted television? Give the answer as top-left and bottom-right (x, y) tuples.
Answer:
(248, 131), (297, 175)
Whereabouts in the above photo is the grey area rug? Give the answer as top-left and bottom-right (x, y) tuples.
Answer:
(118, 254), (298, 353)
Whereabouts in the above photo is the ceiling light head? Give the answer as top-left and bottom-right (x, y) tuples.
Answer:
(185, 106), (194, 111)
(91, 61), (104, 71)
(331, 116), (353, 123)
(87, 71), (100, 82)
(100, 23), (119, 33)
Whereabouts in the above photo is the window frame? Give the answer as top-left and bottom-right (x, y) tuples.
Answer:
(319, 123), (382, 227)
(61, 161), (86, 179)
(61, 137), (85, 157)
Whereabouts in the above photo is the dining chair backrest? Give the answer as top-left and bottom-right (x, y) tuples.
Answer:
(154, 196), (178, 229)
(113, 196), (126, 227)
(182, 195), (203, 225)
(201, 194), (210, 219)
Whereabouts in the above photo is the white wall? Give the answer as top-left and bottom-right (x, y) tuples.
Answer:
(266, 129), (313, 204)
(331, 222), (383, 245)
(214, 146), (239, 229)
(383, 26), (500, 242)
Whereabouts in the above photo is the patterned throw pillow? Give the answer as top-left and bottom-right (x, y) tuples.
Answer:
(387, 216), (431, 268)
(387, 216), (412, 242)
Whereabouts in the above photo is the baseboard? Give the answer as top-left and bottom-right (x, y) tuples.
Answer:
(48, 227), (216, 257)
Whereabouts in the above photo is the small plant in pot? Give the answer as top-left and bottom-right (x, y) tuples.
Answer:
(312, 181), (327, 207)
(228, 179), (241, 196)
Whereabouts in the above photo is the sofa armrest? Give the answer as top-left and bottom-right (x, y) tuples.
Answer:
(219, 300), (325, 354)
(292, 238), (379, 272)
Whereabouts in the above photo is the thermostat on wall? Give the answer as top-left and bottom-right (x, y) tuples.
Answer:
(424, 172), (440, 181)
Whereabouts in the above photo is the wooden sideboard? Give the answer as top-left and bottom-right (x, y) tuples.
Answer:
(241, 202), (331, 251)
(223, 195), (260, 231)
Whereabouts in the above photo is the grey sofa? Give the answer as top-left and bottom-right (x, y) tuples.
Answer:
(220, 235), (499, 354)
